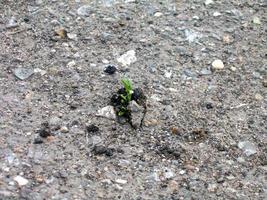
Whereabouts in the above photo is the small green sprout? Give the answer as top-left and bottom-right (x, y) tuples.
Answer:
(117, 78), (133, 117)
(120, 78), (133, 104)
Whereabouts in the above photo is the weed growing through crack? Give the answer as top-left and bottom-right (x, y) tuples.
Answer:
(118, 78), (133, 116)
(111, 78), (146, 127)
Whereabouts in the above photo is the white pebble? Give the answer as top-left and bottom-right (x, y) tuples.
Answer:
(96, 106), (116, 120)
(117, 50), (137, 66)
(212, 59), (224, 69)
(154, 12), (163, 17)
(14, 176), (29, 186)
(115, 179), (127, 184)
(60, 126), (69, 133)
(205, 0), (214, 5)
(213, 12), (221, 17)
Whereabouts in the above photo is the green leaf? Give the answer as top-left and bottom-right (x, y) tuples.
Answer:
(121, 78), (133, 102)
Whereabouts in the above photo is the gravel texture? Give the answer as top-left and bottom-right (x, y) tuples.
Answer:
(0, 0), (266, 199)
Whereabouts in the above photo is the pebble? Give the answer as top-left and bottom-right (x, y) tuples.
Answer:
(14, 176), (29, 186)
(96, 106), (116, 120)
(117, 50), (137, 66)
(263, 79), (267, 87)
(192, 16), (200, 20)
(164, 71), (172, 78)
(77, 5), (91, 16)
(223, 34), (232, 44)
(101, 179), (112, 184)
(13, 68), (34, 80)
(179, 170), (186, 175)
(255, 93), (263, 101)
(55, 28), (67, 38)
(104, 65), (117, 74)
(252, 16), (261, 25)
(92, 145), (113, 157)
(238, 141), (257, 156)
(154, 12), (163, 17)
(230, 66), (237, 71)
(115, 179), (127, 184)
(205, 0), (214, 5)
(6, 17), (18, 28)
(164, 168), (175, 179)
(67, 33), (78, 40)
(34, 68), (47, 76)
(212, 59), (224, 70)
(115, 184), (123, 190)
(213, 11), (221, 17)
(67, 60), (76, 68)
(60, 126), (69, 133)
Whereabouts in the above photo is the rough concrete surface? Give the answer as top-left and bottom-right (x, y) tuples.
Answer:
(0, 0), (266, 199)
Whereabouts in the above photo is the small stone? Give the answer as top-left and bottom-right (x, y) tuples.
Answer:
(192, 16), (199, 20)
(67, 60), (76, 68)
(262, 79), (267, 87)
(14, 176), (29, 186)
(164, 71), (172, 78)
(13, 68), (34, 80)
(55, 28), (67, 38)
(96, 106), (116, 120)
(6, 17), (18, 28)
(102, 59), (109, 64)
(205, 0), (214, 5)
(128, 101), (145, 129)
(238, 141), (257, 156)
(67, 33), (78, 40)
(164, 168), (175, 179)
(60, 126), (69, 133)
(92, 145), (113, 157)
(179, 170), (186, 175)
(115, 184), (123, 190)
(115, 179), (127, 184)
(213, 11), (221, 17)
(223, 34), (232, 44)
(101, 179), (112, 184)
(230, 66), (237, 71)
(77, 5), (91, 16)
(154, 12), (163, 17)
(255, 93), (263, 101)
(34, 68), (47, 76)
(171, 127), (180, 135)
(117, 50), (137, 66)
(252, 16), (261, 25)
(104, 65), (117, 74)
(212, 59), (224, 70)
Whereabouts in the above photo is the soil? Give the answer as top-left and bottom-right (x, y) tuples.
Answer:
(0, 0), (266, 200)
